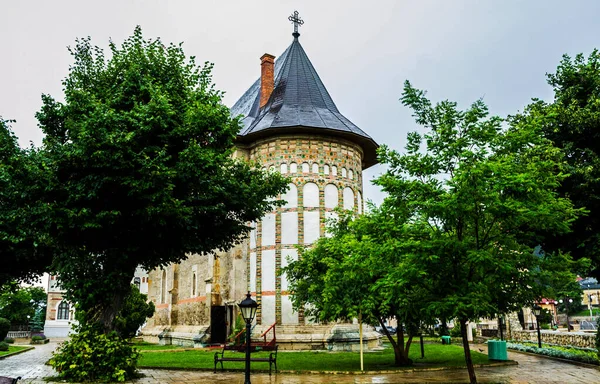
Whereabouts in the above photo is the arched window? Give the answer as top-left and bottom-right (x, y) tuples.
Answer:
(312, 163), (319, 174)
(332, 165), (338, 176)
(303, 183), (319, 208)
(282, 183), (298, 208)
(269, 165), (275, 172)
(280, 163), (288, 174)
(349, 169), (354, 180)
(342, 168), (347, 178)
(357, 191), (363, 214)
(301, 162), (310, 173)
(324, 165), (330, 175)
(343, 187), (355, 210)
(161, 269), (167, 304)
(324, 184), (339, 209)
(57, 301), (70, 320)
(290, 163), (298, 173)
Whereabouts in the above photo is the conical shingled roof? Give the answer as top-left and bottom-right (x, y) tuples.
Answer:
(232, 35), (378, 169)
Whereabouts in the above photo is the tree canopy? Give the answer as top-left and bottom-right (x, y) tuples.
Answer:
(0, 118), (52, 287)
(36, 26), (288, 334)
(521, 50), (600, 278)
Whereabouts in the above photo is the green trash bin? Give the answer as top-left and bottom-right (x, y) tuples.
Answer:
(487, 340), (508, 360)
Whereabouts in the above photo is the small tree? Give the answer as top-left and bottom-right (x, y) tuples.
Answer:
(286, 210), (431, 366)
(114, 285), (155, 339)
(0, 283), (47, 325)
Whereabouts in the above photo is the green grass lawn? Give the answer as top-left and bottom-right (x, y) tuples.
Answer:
(0, 345), (31, 357)
(570, 308), (600, 317)
(138, 342), (491, 372)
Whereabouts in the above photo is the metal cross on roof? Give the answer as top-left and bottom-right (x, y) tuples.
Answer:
(288, 10), (304, 36)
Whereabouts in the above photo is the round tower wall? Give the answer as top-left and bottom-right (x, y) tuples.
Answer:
(244, 134), (365, 326)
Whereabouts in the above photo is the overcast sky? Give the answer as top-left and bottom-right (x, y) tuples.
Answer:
(2, 0), (600, 204)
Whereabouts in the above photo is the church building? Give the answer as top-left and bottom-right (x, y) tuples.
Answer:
(143, 12), (380, 350)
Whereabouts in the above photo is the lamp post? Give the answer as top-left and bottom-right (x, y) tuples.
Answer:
(532, 306), (542, 348)
(559, 298), (573, 332)
(586, 288), (595, 318)
(238, 292), (258, 384)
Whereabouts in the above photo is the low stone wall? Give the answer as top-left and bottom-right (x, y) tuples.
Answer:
(510, 330), (596, 349)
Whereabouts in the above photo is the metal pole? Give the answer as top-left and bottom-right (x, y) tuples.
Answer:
(245, 319), (251, 384)
(566, 300), (570, 333)
(536, 317), (541, 348)
(359, 312), (363, 371)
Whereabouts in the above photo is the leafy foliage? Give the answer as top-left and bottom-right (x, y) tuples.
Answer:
(374, 81), (581, 383)
(286, 210), (429, 366)
(114, 285), (155, 339)
(49, 325), (140, 382)
(0, 342), (8, 352)
(0, 119), (53, 286)
(0, 318), (9, 340)
(0, 283), (47, 325)
(522, 50), (600, 277)
(36, 26), (287, 333)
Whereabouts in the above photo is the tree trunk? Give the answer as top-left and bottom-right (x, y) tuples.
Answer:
(460, 318), (477, 384)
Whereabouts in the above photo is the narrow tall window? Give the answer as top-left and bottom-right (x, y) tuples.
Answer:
(57, 301), (69, 320)
(161, 269), (167, 304)
(192, 271), (197, 297)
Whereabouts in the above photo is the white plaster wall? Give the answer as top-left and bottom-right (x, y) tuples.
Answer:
(281, 296), (299, 324)
(343, 187), (355, 211)
(304, 210), (320, 244)
(262, 295), (276, 325)
(281, 212), (298, 245)
(325, 211), (339, 237)
(282, 183), (298, 208)
(250, 252), (256, 292)
(324, 184), (338, 209)
(262, 249), (276, 291)
(280, 249), (298, 291)
(262, 214), (276, 246)
(303, 183), (319, 207)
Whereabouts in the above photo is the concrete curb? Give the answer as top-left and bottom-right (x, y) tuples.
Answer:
(0, 346), (35, 360)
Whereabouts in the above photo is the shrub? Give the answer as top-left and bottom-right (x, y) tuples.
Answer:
(4, 337), (14, 344)
(114, 285), (155, 339)
(0, 342), (8, 351)
(49, 325), (139, 382)
(0, 318), (9, 341)
(507, 342), (599, 365)
(449, 325), (462, 338)
(32, 335), (45, 341)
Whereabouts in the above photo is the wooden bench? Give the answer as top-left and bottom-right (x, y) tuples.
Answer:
(0, 376), (21, 384)
(214, 346), (278, 375)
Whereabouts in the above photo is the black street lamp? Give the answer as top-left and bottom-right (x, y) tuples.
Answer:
(238, 292), (258, 384)
(532, 305), (542, 348)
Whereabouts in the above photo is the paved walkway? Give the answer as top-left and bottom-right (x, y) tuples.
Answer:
(0, 341), (598, 383)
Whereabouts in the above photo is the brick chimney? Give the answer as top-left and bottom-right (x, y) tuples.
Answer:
(260, 53), (276, 109)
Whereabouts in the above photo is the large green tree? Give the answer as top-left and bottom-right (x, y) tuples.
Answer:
(286, 209), (432, 366)
(0, 118), (52, 286)
(523, 50), (600, 277)
(375, 81), (580, 384)
(0, 283), (47, 325)
(36, 27), (288, 334)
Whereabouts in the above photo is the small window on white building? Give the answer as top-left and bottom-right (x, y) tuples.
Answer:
(324, 165), (330, 175)
(302, 162), (310, 173)
(290, 162), (298, 173)
(57, 301), (70, 320)
(332, 165), (338, 176)
(191, 265), (198, 297)
(342, 168), (347, 178)
(280, 163), (288, 174)
(349, 169), (354, 180)
(312, 163), (319, 174)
